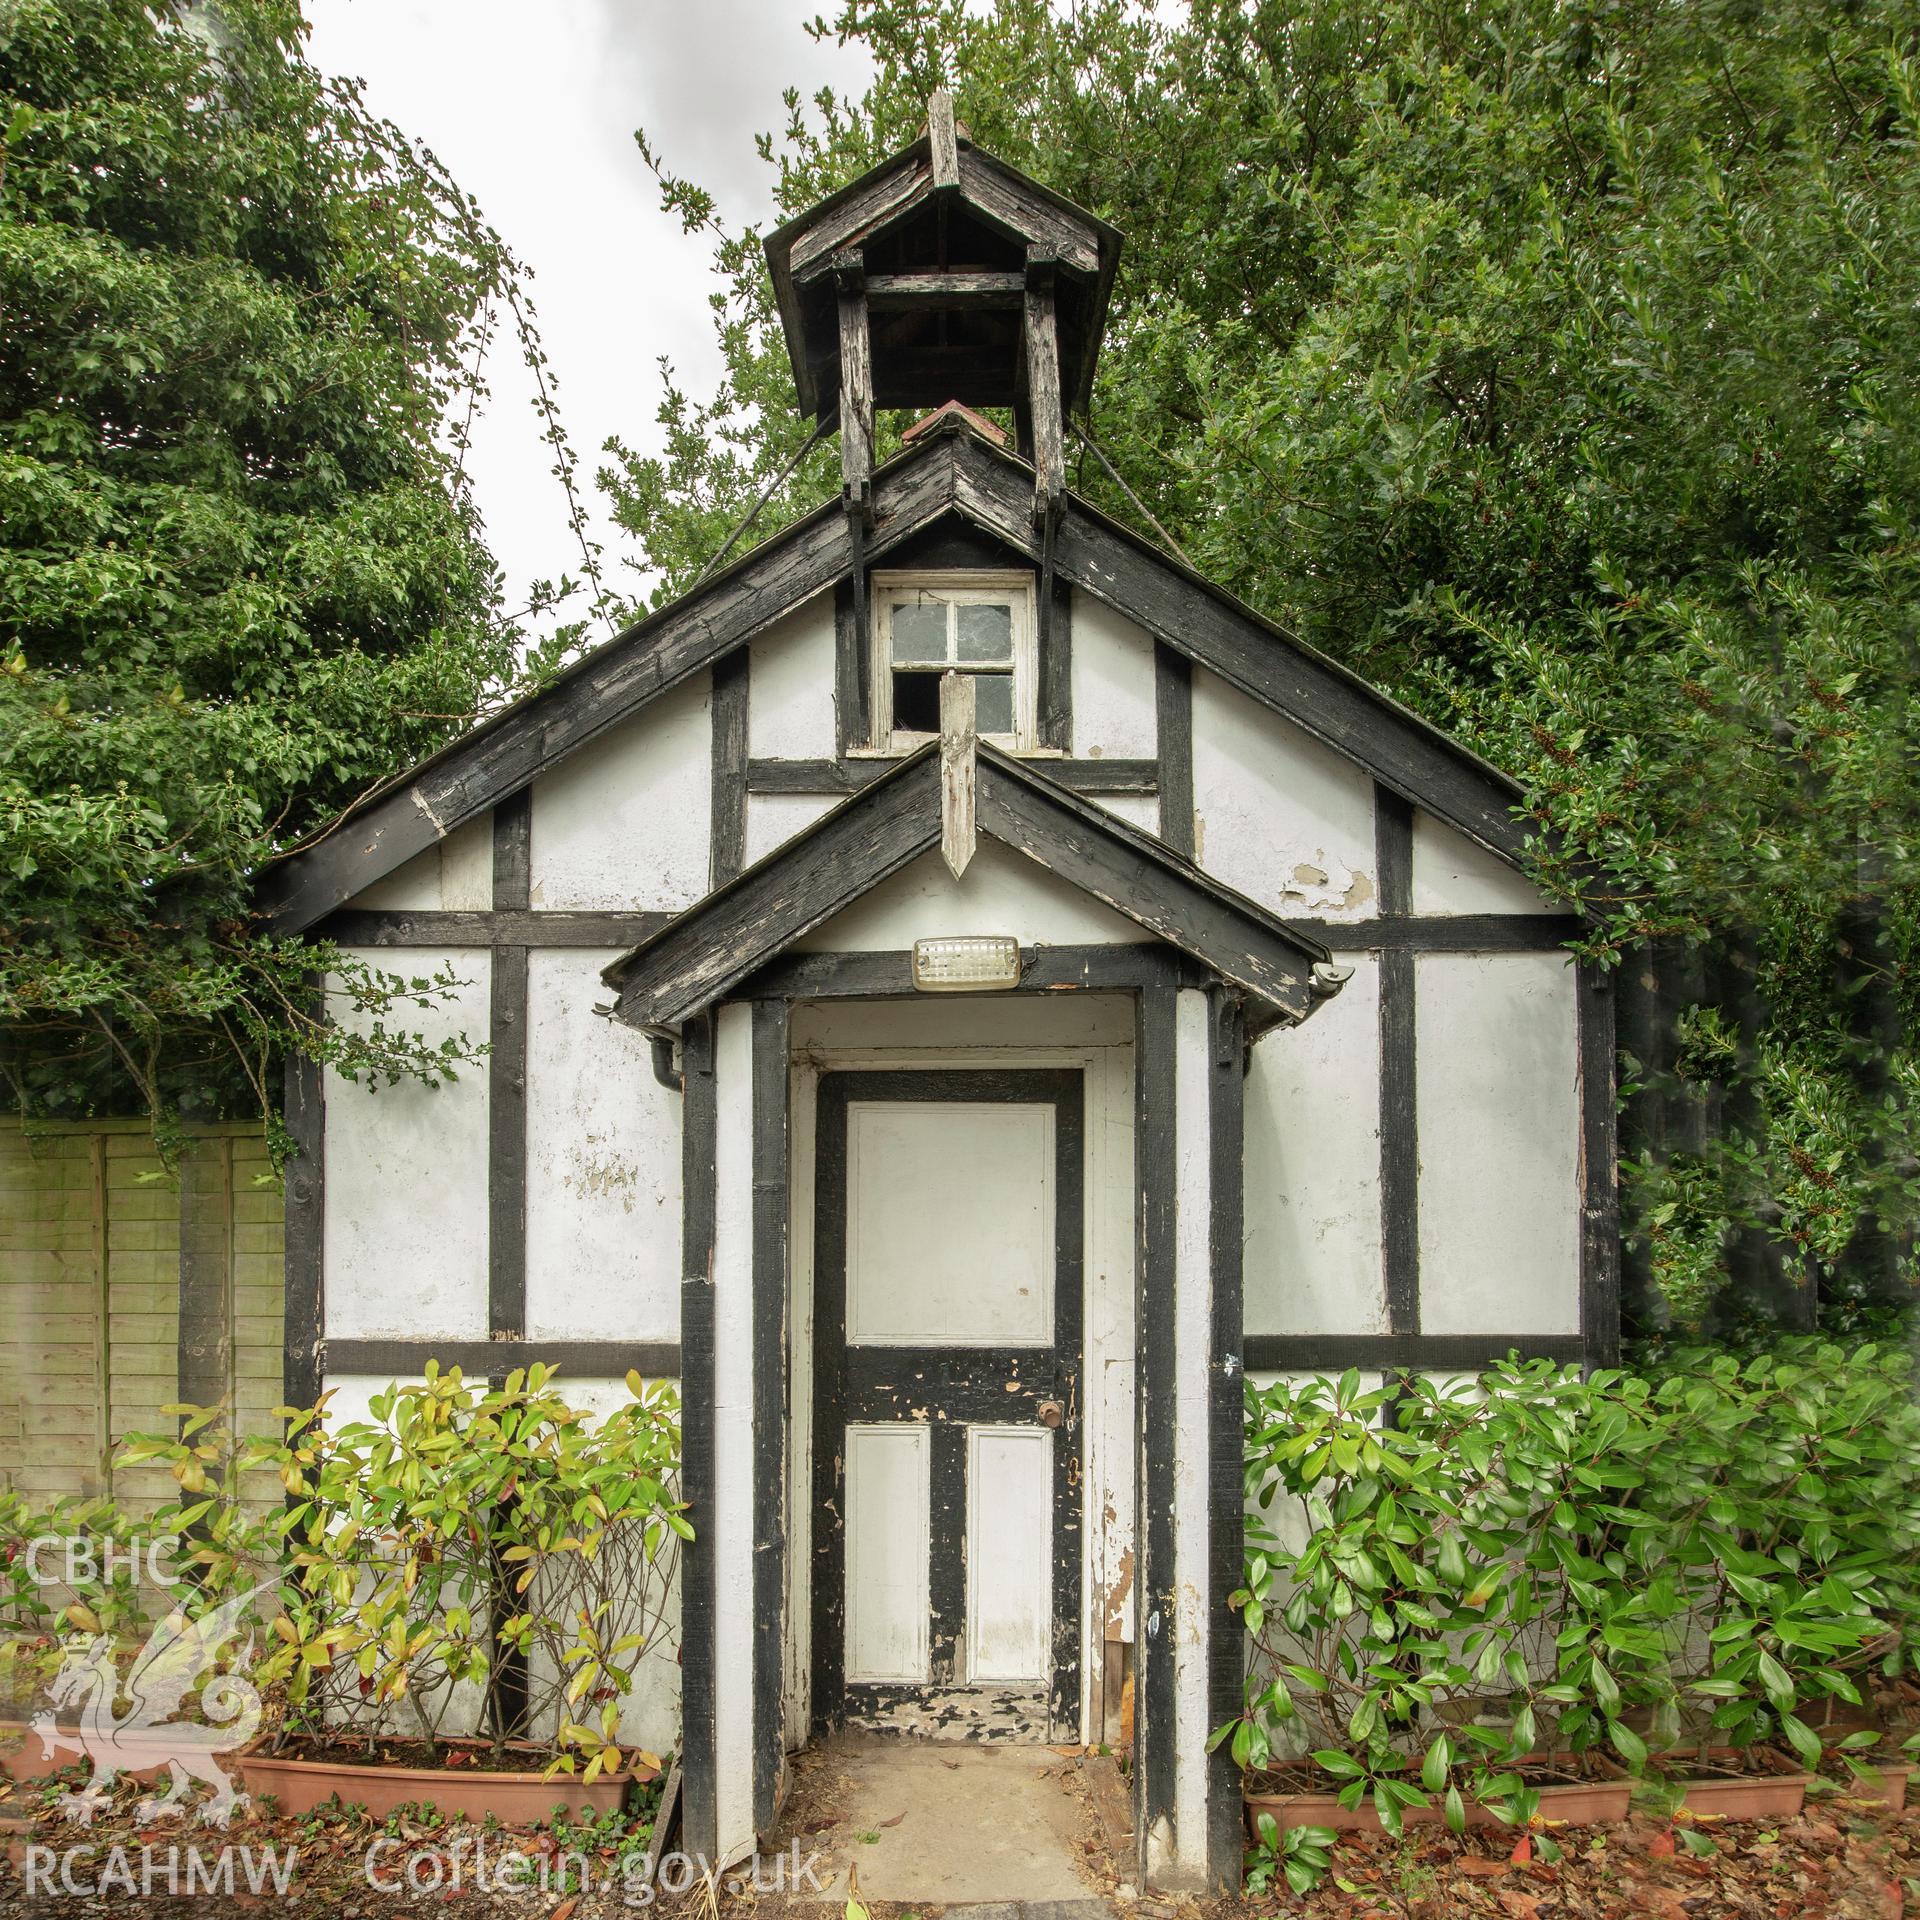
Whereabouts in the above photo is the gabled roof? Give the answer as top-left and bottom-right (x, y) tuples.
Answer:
(764, 116), (1122, 420)
(603, 743), (1331, 1031)
(256, 417), (1534, 936)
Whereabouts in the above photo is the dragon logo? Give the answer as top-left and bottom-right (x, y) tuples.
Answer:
(31, 1585), (263, 1827)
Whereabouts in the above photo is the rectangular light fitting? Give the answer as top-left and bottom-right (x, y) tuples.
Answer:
(911, 935), (1021, 992)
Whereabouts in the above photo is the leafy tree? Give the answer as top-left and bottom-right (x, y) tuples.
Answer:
(0, 0), (595, 1143)
(612, 0), (1920, 1333)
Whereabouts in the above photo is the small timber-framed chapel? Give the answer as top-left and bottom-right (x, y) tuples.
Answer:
(260, 97), (1617, 1894)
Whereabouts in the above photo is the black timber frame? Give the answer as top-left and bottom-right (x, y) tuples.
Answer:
(809, 1069), (1085, 1740)
(677, 1013), (721, 1863)
(752, 1000), (792, 1832)
(257, 420), (1543, 935)
(1133, 984), (1178, 1876)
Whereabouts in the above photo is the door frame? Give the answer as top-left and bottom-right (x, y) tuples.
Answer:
(809, 1067), (1086, 1739)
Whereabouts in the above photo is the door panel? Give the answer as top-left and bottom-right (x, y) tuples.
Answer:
(845, 1101), (1054, 1346)
(813, 1069), (1084, 1741)
(966, 1426), (1052, 1681)
(843, 1424), (930, 1683)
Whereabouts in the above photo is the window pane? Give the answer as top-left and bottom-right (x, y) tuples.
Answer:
(956, 601), (1013, 664)
(891, 600), (949, 665)
(972, 672), (1014, 734)
(892, 669), (942, 733)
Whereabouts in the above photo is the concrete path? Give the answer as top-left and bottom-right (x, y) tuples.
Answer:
(777, 1736), (1115, 1907)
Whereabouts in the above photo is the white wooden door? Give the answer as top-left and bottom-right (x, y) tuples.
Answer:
(812, 1069), (1083, 1739)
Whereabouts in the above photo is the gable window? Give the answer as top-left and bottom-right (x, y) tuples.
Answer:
(871, 571), (1037, 751)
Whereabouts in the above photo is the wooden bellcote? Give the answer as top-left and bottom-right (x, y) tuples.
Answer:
(764, 91), (1121, 530)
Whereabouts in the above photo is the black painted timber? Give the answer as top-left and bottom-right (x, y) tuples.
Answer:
(747, 755), (1158, 796)
(1577, 960), (1622, 1367)
(1289, 913), (1582, 953)
(1154, 645), (1194, 859)
(1206, 991), (1247, 1891)
(832, 579), (868, 754)
(1375, 789), (1419, 1337)
(281, 989), (325, 1419)
(316, 908), (677, 948)
(739, 942), (1203, 1005)
(324, 1337), (681, 1379)
(677, 1013), (720, 1861)
(1134, 985), (1178, 1877)
(1242, 1333), (1587, 1372)
(751, 999), (791, 1833)
(1038, 571), (1073, 752)
(711, 649), (751, 888)
(488, 794), (531, 1343)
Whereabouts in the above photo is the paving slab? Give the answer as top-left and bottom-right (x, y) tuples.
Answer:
(778, 1736), (1110, 1905)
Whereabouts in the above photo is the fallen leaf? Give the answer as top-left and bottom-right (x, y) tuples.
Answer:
(878, 1812), (905, 1828)
(550, 1899), (579, 1920)
(1458, 1855), (1511, 1877)
(1648, 1829), (1676, 1858)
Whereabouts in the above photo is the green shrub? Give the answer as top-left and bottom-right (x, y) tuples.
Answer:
(1224, 1342), (1920, 1854)
(116, 1363), (688, 1779)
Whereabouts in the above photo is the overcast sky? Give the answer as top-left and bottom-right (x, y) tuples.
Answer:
(302, 1), (870, 628)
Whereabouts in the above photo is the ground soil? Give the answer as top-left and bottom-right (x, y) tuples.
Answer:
(1, 1753), (1915, 1918)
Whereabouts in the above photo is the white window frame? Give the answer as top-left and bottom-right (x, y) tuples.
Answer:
(868, 570), (1038, 753)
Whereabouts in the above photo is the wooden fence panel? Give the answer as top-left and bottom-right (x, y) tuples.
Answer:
(0, 1122), (285, 1515)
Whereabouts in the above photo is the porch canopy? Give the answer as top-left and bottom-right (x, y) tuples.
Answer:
(600, 745), (1337, 1894)
(601, 738), (1334, 1035)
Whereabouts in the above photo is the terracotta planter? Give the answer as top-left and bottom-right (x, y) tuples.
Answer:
(238, 1741), (656, 1824)
(0, 1717), (169, 1785)
(1832, 1763), (1910, 1813)
(1674, 1772), (1809, 1820)
(1245, 1776), (1633, 1836)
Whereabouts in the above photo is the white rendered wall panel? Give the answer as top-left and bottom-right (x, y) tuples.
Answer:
(1192, 667), (1377, 919)
(1415, 953), (1581, 1333)
(1095, 792), (1159, 837)
(844, 1423), (931, 1683)
(1244, 958), (1388, 1335)
(524, 950), (680, 1341)
(352, 815), (493, 912)
(966, 1427), (1052, 1681)
(1411, 810), (1554, 915)
(323, 949), (489, 1340)
(744, 792), (838, 869)
(796, 838), (1143, 951)
(748, 593), (838, 759)
(530, 675), (711, 910)
(1070, 590), (1157, 759)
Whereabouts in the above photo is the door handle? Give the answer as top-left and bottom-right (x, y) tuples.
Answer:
(1035, 1399), (1064, 1430)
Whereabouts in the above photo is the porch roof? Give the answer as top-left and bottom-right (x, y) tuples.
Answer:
(601, 741), (1336, 1033)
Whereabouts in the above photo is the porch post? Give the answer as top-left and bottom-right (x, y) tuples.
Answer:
(1135, 983), (1245, 1892)
(681, 1000), (790, 1872)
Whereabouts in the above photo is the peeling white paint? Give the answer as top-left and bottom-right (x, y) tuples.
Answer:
(1192, 667), (1377, 920)
(524, 950), (680, 1341)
